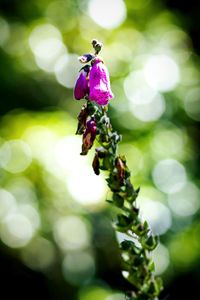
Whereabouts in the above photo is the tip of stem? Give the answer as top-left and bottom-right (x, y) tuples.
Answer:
(91, 38), (103, 55)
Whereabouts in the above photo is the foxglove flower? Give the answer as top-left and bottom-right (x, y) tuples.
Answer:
(81, 119), (97, 155)
(89, 58), (114, 106)
(74, 65), (90, 100)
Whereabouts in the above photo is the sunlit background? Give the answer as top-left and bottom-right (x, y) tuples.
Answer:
(0, 0), (200, 299)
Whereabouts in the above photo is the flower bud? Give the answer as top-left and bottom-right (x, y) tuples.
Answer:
(74, 65), (90, 100)
(115, 156), (126, 184)
(78, 53), (95, 63)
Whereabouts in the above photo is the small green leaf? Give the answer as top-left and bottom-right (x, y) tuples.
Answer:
(141, 235), (158, 251)
(99, 133), (109, 143)
(125, 179), (134, 197)
(126, 272), (141, 289)
(116, 214), (132, 229)
(120, 240), (135, 251)
(154, 277), (163, 295)
(143, 221), (148, 231)
(106, 174), (121, 192)
(106, 199), (113, 204)
(132, 222), (149, 237)
(148, 260), (155, 272)
(102, 156), (112, 170)
(113, 193), (124, 208)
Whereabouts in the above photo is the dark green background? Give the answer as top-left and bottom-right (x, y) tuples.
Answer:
(0, 1), (200, 299)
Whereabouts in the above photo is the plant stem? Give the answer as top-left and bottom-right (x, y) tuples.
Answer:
(76, 100), (163, 300)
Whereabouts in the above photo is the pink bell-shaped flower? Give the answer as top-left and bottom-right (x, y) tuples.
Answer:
(74, 66), (90, 100)
(89, 58), (114, 106)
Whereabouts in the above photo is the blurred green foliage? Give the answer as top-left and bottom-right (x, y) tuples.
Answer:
(0, 0), (200, 299)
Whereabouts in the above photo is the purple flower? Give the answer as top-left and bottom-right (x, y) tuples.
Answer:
(78, 53), (95, 63)
(74, 66), (90, 100)
(89, 58), (114, 106)
(81, 119), (97, 155)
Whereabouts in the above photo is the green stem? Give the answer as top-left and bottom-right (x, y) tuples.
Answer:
(77, 100), (163, 300)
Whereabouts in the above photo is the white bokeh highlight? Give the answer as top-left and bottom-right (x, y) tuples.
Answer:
(22, 237), (55, 270)
(54, 53), (80, 88)
(54, 136), (106, 206)
(151, 243), (170, 275)
(130, 92), (165, 122)
(0, 189), (17, 220)
(19, 204), (40, 231)
(62, 251), (95, 284)
(138, 198), (172, 235)
(0, 140), (32, 173)
(0, 17), (10, 47)
(29, 24), (67, 72)
(0, 213), (34, 248)
(124, 71), (166, 122)
(106, 293), (125, 300)
(53, 216), (90, 251)
(184, 87), (200, 121)
(152, 159), (187, 194)
(144, 55), (180, 92)
(88, 0), (126, 29)
(168, 182), (200, 217)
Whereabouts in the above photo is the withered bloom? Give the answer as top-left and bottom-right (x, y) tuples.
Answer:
(76, 104), (88, 135)
(81, 119), (97, 155)
(115, 156), (126, 184)
(92, 152), (100, 175)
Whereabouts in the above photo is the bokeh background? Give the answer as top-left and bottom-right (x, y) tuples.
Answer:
(0, 0), (200, 299)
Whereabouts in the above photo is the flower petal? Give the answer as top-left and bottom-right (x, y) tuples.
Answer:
(89, 58), (114, 105)
(74, 71), (89, 100)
